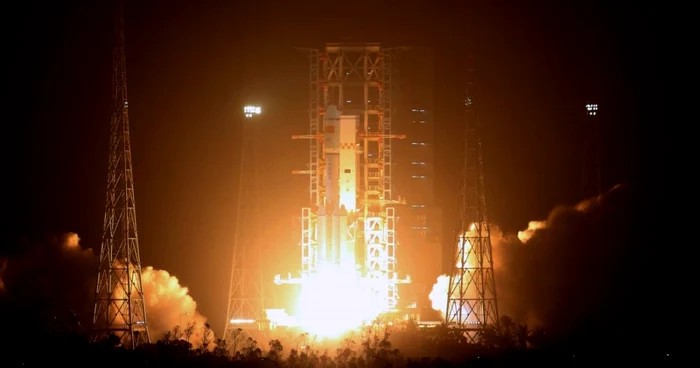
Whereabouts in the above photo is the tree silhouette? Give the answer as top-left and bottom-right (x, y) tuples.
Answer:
(515, 323), (531, 350)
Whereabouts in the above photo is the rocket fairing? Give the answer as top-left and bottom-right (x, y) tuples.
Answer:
(317, 105), (358, 270)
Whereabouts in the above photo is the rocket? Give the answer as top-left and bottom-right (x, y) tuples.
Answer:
(317, 105), (358, 271)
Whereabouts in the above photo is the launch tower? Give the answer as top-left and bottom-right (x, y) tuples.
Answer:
(91, 0), (151, 348)
(445, 54), (499, 343)
(275, 43), (411, 314)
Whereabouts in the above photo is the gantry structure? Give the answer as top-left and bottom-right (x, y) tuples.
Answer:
(445, 53), (500, 343)
(91, 0), (151, 348)
(276, 43), (410, 311)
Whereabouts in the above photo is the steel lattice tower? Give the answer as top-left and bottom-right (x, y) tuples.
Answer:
(445, 54), (499, 343)
(222, 108), (266, 351)
(91, 0), (150, 348)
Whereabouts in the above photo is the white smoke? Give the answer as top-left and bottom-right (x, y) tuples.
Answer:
(141, 266), (211, 346)
(428, 275), (449, 318)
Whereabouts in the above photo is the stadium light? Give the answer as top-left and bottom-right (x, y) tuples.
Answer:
(244, 105), (262, 118)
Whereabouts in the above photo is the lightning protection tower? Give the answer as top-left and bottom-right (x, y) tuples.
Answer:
(445, 53), (499, 343)
(222, 105), (266, 351)
(91, 0), (150, 348)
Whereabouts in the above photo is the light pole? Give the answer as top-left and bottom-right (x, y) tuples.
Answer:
(244, 105), (262, 118)
(223, 104), (267, 349)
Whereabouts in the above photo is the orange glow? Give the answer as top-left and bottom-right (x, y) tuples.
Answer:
(429, 275), (449, 317)
(269, 264), (390, 339)
(428, 224), (479, 319)
(297, 265), (386, 338)
(517, 221), (546, 243)
(105, 260), (210, 345)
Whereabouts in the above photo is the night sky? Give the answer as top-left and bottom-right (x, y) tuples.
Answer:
(8, 0), (661, 345)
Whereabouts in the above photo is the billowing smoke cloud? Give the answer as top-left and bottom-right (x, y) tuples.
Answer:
(0, 232), (211, 346)
(491, 184), (663, 347)
(0, 233), (97, 333)
(141, 266), (210, 345)
(429, 184), (664, 348)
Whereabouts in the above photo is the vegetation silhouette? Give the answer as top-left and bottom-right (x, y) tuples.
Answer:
(3, 312), (668, 367)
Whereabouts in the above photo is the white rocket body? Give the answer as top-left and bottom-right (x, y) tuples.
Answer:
(318, 105), (358, 270)
(324, 106), (341, 209)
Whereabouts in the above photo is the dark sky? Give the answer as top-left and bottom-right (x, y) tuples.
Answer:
(8, 0), (658, 337)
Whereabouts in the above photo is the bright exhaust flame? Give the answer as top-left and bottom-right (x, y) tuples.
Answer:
(295, 265), (386, 338)
(229, 319), (256, 324)
(269, 264), (389, 339)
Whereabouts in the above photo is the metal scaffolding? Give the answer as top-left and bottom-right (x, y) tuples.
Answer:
(283, 43), (409, 311)
(445, 53), (500, 343)
(91, 0), (151, 348)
